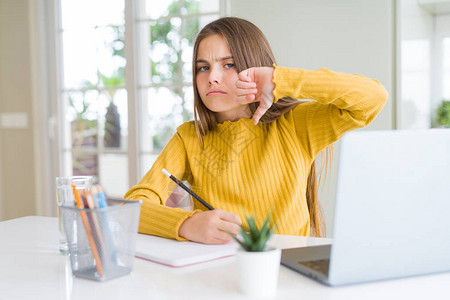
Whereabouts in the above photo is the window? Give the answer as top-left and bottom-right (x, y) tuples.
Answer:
(443, 37), (450, 100)
(400, 39), (431, 129)
(435, 14), (450, 128)
(57, 0), (222, 197)
(136, 0), (220, 178)
(399, 3), (450, 129)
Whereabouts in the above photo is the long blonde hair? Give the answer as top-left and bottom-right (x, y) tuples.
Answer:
(192, 17), (327, 237)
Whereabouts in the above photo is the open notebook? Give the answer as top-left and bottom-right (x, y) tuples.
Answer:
(135, 233), (239, 267)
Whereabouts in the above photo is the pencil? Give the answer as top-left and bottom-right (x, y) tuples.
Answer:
(72, 184), (104, 277)
(162, 168), (214, 210)
(93, 185), (119, 265)
(84, 190), (108, 266)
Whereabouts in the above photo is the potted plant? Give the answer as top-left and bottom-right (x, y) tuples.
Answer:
(436, 100), (450, 128)
(229, 212), (281, 297)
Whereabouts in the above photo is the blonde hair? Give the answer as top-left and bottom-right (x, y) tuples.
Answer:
(192, 17), (327, 237)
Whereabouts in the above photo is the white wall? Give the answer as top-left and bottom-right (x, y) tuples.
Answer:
(0, 0), (37, 220)
(229, 0), (395, 236)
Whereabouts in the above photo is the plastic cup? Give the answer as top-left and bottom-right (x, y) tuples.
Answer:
(56, 176), (93, 254)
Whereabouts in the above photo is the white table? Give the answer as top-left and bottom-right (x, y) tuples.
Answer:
(0, 216), (448, 300)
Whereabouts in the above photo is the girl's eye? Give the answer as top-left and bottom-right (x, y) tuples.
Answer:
(225, 63), (235, 69)
(198, 66), (209, 72)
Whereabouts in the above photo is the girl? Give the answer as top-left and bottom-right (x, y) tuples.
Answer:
(124, 17), (388, 244)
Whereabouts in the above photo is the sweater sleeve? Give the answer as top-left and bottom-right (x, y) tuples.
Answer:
(272, 66), (388, 159)
(124, 131), (199, 240)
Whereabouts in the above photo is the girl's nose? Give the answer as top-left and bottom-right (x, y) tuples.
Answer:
(208, 68), (221, 84)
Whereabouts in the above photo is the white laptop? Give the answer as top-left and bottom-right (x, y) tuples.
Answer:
(281, 129), (450, 286)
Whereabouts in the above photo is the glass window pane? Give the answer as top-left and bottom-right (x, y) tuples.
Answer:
(62, 89), (128, 189)
(180, 0), (199, 15)
(149, 19), (181, 83)
(140, 87), (182, 153)
(401, 39), (431, 129)
(144, 0), (178, 19)
(59, 0), (126, 194)
(104, 89), (128, 151)
(99, 153), (129, 197)
(181, 18), (197, 83)
(181, 0), (219, 15)
(443, 38), (450, 99)
(97, 25), (126, 79)
(61, 0), (124, 30)
(183, 86), (194, 120)
(62, 26), (125, 89)
(182, 55), (193, 83)
(140, 154), (159, 179)
(64, 90), (102, 150)
(62, 30), (99, 88)
(62, 87), (128, 175)
(72, 149), (98, 177)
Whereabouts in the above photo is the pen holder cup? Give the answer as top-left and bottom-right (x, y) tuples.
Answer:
(60, 199), (142, 281)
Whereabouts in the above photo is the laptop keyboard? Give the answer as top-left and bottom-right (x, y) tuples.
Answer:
(298, 259), (330, 276)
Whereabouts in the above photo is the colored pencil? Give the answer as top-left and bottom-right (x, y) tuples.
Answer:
(72, 184), (104, 277)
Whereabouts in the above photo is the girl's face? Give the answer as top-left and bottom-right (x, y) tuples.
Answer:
(195, 34), (250, 123)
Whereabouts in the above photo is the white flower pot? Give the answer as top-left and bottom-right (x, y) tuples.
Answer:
(236, 247), (282, 297)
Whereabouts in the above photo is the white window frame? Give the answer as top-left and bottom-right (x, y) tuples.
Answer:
(29, 0), (62, 217)
(434, 14), (450, 109)
(397, 1), (450, 129)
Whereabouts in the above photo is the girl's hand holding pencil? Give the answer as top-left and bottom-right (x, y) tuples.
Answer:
(178, 209), (242, 245)
(162, 168), (242, 244)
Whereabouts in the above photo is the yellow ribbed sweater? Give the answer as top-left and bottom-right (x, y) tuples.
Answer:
(124, 66), (388, 240)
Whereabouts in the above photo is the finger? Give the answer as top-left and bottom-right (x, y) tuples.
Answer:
(253, 112), (262, 125)
(252, 102), (271, 125)
(214, 230), (234, 243)
(236, 80), (256, 89)
(219, 221), (241, 236)
(208, 236), (231, 245)
(238, 68), (256, 83)
(215, 209), (242, 225)
(203, 228), (233, 245)
(253, 107), (268, 125)
(236, 94), (256, 104)
(238, 70), (252, 82)
(236, 88), (258, 96)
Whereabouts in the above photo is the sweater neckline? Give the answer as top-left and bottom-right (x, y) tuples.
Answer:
(215, 117), (253, 131)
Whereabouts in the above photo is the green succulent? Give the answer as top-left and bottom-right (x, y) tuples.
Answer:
(436, 100), (450, 128)
(229, 212), (276, 252)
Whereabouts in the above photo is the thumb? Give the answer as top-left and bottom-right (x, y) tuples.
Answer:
(252, 98), (272, 125)
(238, 68), (254, 82)
(252, 106), (265, 125)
